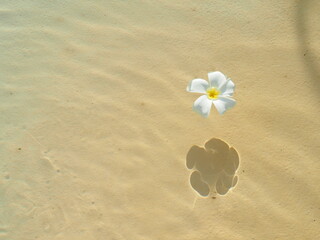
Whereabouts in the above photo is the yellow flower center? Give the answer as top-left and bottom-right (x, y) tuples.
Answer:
(206, 88), (220, 99)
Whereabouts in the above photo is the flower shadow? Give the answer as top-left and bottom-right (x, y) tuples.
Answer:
(186, 138), (240, 197)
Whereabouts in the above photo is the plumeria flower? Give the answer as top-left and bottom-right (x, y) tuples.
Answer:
(187, 71), (236, 118)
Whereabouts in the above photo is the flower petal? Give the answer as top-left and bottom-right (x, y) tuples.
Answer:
(208, 71), (227, 89)
(220, 79), (235, 97)
(187, 78), (209, 93)
(212, 97), (236, 115)
(193, 95), (212, 118)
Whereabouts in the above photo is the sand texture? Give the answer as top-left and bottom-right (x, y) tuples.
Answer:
(1, 0), (320, 239)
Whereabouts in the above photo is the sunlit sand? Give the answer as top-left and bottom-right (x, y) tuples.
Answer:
(0, 0), (319, 239)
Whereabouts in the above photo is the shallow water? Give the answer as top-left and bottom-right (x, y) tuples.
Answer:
(1, 1), (320, 239)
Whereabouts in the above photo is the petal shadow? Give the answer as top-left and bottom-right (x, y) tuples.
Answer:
(190, 171), (210, 197)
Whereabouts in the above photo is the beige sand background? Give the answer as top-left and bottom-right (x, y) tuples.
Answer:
(1, 0), (320, 239)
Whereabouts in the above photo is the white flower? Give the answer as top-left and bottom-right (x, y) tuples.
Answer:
(187, 71), (236, 118)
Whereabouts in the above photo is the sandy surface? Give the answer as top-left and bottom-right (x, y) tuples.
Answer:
(1, 0), (320, 239)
